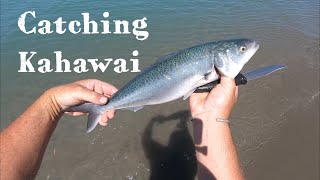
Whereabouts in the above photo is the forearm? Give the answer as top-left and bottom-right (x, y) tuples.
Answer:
(193, 112), (244, 180)
(0, 90), (61, 180)
(0, 79), (117, 180)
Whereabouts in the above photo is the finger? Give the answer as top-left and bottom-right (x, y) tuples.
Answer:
(93, 80), (104, 95)
(76, 79), (118, 96)
(206, 76), (236, 102)
(220, 75), (236, 88)
(190, 92), (208, 105)
(75, 79), (96, 90)
(190, 92), (209, 102)
(234, 86), (239, 102)
(100, 82), (118, 96)
(101, 113), (109, 123)
(99, 113), (109, 125)
(65, 112), (87, 116)
(65, 112), (75, 116)
(73, 86), (108, 105)
(99, 120), (108, 126)
(219, 76), (236, 97)
(106, 109), (116, 119)
(75, 79), (104, 94)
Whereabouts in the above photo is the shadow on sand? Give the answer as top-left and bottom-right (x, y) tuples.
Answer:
(142, 110), (197, 180)
(140, 110), (216, 180)
(142, 110), (217, 180)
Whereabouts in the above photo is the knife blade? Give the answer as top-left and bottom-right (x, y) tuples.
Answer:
(194, 64), (287, 93)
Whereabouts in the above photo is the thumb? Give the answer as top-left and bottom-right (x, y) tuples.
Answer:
(220, 75), (236, 89)
(206, 75), (236, 100)
(73, 86), (108, 105)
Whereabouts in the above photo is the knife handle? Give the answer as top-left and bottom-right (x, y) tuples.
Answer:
(194, 73), (247, 93)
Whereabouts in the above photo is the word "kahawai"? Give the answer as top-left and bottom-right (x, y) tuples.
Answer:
(18, 51), (141, 73)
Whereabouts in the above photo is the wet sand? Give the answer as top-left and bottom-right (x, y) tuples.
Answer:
(245, 96), (319, 180)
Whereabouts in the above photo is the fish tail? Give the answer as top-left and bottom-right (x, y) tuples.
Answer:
(67, 103), (107, 133)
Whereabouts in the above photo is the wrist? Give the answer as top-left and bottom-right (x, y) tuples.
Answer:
(192, 111), (231, 146)
(192, 110), (231, 122)
(192, 111), (233, 160)
(192, 111), (232, 148)
(39, 89), (63, 122)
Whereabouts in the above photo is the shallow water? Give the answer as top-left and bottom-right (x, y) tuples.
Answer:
(1, 0), (319, 179)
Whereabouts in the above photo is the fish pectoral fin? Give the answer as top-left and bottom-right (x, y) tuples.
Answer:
(183, 71), (219, 100)
(183, 88), (197, 100)
(192, 71), (215, 87)
(183, 75), (209, 100)
(124, 106), (144, 112)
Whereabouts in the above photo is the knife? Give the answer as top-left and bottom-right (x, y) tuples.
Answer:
(194, 65), (287, 93)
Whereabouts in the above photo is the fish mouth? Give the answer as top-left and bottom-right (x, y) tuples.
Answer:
(240, 40), (259, 65)
(253, 41), (260, 51)
(246, 39), (259, 52)
(248, 40), (260, 54)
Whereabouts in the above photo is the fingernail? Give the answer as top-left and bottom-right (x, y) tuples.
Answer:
(99, 96), (108, 104)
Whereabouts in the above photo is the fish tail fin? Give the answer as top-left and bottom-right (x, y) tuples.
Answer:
(67, 103), (107, 133)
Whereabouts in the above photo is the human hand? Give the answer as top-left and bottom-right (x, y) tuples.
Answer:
(190, 76), (238, 120)
(190, 77), (243, 180)
(46, 79), (118, 126)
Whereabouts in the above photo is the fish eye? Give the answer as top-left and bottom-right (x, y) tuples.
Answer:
(240, 46), (246, 52)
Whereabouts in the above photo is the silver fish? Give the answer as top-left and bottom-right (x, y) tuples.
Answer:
(69, 39), (259, 132)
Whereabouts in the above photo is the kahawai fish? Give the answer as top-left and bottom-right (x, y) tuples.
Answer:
(68, 39), (259, 132)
